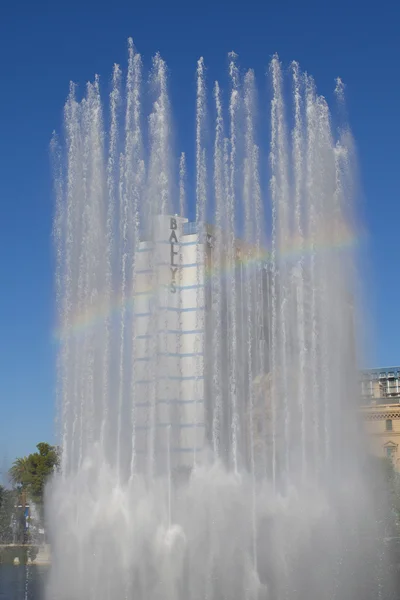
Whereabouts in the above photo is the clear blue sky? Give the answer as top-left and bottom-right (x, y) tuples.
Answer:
(0, 0), (398, 463)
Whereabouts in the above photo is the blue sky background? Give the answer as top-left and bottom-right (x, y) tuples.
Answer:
(0, 0), (398, 464)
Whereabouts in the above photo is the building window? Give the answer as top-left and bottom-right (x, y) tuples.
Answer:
(386, 446), (396, 460)
(386, 419), (393, 431)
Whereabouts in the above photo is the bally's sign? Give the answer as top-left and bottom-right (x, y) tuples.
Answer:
(169, 217), (179, 293)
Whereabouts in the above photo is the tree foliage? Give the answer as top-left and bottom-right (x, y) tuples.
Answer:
(364, 455), (400, 539)
(0, 485), (16, 543)
(8, 457), (30, 490)
(9, 443), (60, 507)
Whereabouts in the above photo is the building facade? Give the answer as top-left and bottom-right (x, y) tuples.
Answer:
(133, 215), (207, 471)
(360, 367), (400, 471)
(132, 215), (271, 472)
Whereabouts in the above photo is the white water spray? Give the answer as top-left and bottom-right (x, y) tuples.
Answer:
(47, 41), (393, 600)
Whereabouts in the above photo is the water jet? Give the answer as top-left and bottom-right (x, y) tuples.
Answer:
(47, 40), (393, 599)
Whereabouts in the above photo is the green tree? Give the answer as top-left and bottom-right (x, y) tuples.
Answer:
(0, 485), (16, 544)
(364, 455), (400, 538)
(8, 456), (31, 490)
(25, 443), (59, 506)
(9, 443), (60, 508)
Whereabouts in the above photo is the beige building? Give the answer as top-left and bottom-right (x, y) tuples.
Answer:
(360, 368), (400, 471)
(247, 366), (400, 474)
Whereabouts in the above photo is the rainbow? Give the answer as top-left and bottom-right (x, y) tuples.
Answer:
(55, 222), (358, 343)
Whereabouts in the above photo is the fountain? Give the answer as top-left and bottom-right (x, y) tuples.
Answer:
(47, 39), (394, 599)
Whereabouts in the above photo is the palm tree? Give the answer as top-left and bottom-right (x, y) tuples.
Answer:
(9, 456), (30, 490)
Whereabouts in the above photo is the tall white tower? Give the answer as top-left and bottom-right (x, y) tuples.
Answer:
(133, 216), (206, 470)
